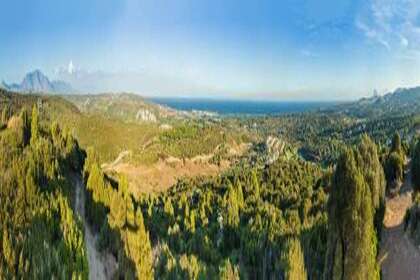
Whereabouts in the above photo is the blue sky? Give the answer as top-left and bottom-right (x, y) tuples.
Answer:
(1, 0), (420, 100)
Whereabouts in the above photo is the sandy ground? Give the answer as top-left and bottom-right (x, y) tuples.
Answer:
(380, 164), (420, 280)
(112, 159), (230, 196)
(74, 175), (117, 279)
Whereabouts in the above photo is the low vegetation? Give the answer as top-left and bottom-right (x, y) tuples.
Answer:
(2, 88), (420, 279)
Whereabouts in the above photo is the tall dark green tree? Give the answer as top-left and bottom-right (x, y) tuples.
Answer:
(125, 209), (154, 279)
(324, 148), (378, 280)
(281, 238), (307, 280)
(19, 109), (30, 146)
(391, 132), (402, 155)
(30, 105), (39, 146)
(219, 259), (240, 280)
(355, 135), (386, 236)
(385, 151), (404, 193)
(412, 139), (420, 193)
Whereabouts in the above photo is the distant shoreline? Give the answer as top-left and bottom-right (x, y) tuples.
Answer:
(149, 97), (340, 116)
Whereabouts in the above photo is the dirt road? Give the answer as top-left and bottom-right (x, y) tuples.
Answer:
(380, 165), (420, 280)
(74, 175), (114, 279)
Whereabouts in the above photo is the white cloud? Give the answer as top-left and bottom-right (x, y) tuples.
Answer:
(355, 18), (390, 50)
(356, 0), (420, 57)
(400, 36), (409, 47)
(300, 49), (319, 58)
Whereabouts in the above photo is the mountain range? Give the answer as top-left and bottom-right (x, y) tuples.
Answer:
(330, 86), (420, 118)
(1, 70), (76, 94)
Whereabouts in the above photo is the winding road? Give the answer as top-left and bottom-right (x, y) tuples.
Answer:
(380, 163), (420, 280)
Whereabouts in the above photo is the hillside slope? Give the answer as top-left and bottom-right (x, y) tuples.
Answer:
(63, 93), (179, 123)
(331, 87), (420, 118)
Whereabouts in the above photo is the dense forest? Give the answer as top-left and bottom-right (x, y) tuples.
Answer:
(0, 102), (87, 278)
(1, 88), (420, 279)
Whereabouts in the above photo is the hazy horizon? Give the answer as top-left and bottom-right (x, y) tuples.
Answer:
(2, 0), (420, 100)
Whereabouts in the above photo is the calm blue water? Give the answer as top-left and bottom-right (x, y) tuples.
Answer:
(150, 97), (336, 116)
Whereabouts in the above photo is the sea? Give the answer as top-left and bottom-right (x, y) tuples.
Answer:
(149, 97), (337, 116)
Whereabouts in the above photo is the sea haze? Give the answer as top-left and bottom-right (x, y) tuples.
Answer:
(149, 97), (338, 115)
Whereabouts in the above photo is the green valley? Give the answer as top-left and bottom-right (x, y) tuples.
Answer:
(2, 86), (420, 279)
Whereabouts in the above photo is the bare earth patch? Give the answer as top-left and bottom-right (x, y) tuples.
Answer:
(380, 165), (420, 280)
(74, 175), (117, 279)
(104, 143), (250, 195)
(111, 159), (230, 196)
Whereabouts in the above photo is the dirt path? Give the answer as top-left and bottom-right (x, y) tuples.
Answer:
(74, 175), (114, 279)
(380, 163), (420, 280)
(101, 150), (131, 171)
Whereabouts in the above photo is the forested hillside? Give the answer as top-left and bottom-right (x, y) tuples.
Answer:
(0, 91), (87, 278)
(1, 88), (420, 279)
(83, 147), (329, 278)
(58, 93), (253, 193)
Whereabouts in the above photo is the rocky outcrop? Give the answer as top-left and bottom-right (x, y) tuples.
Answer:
(265, 136), (285, 164)
(136, 109), (157, 122)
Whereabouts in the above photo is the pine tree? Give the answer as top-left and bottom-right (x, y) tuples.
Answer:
(281, 238), (307, 280)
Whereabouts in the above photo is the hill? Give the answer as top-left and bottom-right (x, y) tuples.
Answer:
(2, 87), (420, 279)
(0, 92), (88, 278)
(331, 86), (420, 118)
(0, 91), (251, 193)
(63, 93), (179, 123)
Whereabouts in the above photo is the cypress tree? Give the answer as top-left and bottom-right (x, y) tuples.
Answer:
(19, 109), (30, 146)
(2, 228), (15, 273)
(108, 189), (126, 229)
(124, 209), (154, 279)
(281, 238), (307, 280)
(235, 179), (244, 209)
(30, 105), (39, 146)
(385, 151), (404, 192)
(219, 259), (240, 280)
(224, 182), (239, 228)
(324, 148), (378, 280)
(391, 132), (402, 155)
(412, 139), (420, 193)
(87, 163), (105, 201)
(251, 170), (260, 198)
(1, 105), (8, 124)
(356, 135), (386, 236)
